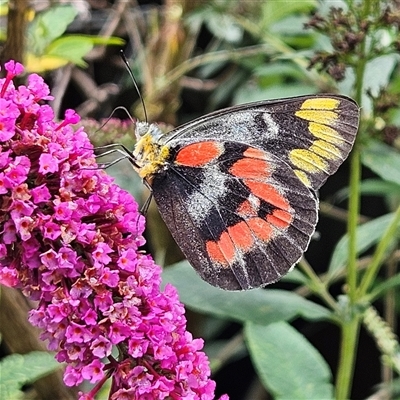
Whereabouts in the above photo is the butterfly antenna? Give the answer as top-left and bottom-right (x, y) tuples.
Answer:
(120, 50), (148, 124)
(97, 106), (135, 133)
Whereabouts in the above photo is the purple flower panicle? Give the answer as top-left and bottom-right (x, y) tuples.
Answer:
(0, 61), (228, 400)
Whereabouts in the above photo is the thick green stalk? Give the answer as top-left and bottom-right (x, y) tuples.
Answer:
(346, 147), (361, 303)
(335, 0), (371, 397)
(335, 318), (361, 399)
(335, 145), (362, 400)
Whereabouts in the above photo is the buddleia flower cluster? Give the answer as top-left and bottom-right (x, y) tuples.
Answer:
(0, 60), (227, 400)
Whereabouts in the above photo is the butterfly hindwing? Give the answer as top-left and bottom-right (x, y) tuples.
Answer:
(152, 141), (318, 290)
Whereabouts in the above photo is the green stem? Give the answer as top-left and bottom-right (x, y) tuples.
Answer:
(336, 0), (371, 397)
(335, 318), (361, 400)
(347, 147), (361, 303)
(297, 259), (339, 312)
(334, 139), (362, 400)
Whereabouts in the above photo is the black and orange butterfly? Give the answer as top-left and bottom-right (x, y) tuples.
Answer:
(127, 95), (359, 290)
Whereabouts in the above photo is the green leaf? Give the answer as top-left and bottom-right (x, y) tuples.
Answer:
(245, 321), (334, 399)
(335, 179), (400, 202)
(280, 268), (309, 285)
(362, 54), (400, 112)
(187, 4), (243, 43)
(253, 62), (306, 87)
(163, 262), (332, 323)
(45, 36), (93, 67)
(28, 5), (78, 54)
(0, 351), (61, 399)
(370, 273), (400, 301)
(339, 54), (399, 114)
(206, 13), (243, 43)
(271, 15), (315, 38)
(328, 213), (398, 278)
(260, 0), (316, 29)
(362, 140), (400, 186)
(45, 35), (124, 67)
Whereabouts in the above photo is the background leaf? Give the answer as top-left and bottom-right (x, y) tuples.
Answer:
(335, 179), (400, 202)
(163, 262), (332, 323)
(0, 351), (61, 399)
(245, 321), (334, 399)
(362, 140), (400, 185)
(28, 5), (78, 54)
(260, 0), (317, 29)
(328, 213), (398, 278)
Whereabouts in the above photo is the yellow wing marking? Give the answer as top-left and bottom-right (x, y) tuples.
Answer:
(308, 122), (343, 145)
(310, 140), (342, 160)
(289, 97), (348, 187)
(294, 170), (312, 187)
(299, 98), (340, 110)
(289, 149), (328, 173)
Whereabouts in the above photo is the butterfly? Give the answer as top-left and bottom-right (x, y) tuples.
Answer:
(129, 95), (359, 290)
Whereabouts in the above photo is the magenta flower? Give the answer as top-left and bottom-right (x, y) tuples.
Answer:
(0, 60), (228, 400)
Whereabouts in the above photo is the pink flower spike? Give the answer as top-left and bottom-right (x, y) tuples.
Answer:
(40, 249), (59, 270)
(56, 109), (80, 130)
(64, 365), (84, 387)
(0, 99), (20, 141)
(0, 61), (24, 97)
(27, 73), (53, 101)
(81, 359), (105, 384)
(5, 60), (24, 76)
(31, 185), (51, 203)
(0, 59), (228, 400)
(14, 216), (34, 241)
(92, 242), (113, 267)
(0, 266), (19, 287)
(39, 153), (59, 174)
(90, 335), (112, 358)
(117, 248), (138, 272)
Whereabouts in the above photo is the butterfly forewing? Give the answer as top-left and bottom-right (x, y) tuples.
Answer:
(161, 95), (359, 191)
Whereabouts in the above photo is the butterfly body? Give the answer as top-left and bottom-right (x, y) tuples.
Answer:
(132, 95), (359, 290)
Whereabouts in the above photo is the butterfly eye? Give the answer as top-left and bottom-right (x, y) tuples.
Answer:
(135, 122), (150, 138)
(135, 122), (164, 141)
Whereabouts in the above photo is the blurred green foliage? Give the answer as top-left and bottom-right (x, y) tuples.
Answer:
(0, 348), (60, 399)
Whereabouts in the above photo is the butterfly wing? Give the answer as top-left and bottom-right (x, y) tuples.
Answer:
(152, 142), (318, 290)
(160, 95), (359, 192)
(145, 94), (359, 290)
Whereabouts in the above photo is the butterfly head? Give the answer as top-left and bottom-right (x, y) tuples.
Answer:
(135, 121), (164, 141)
(133, 122), (170, 180)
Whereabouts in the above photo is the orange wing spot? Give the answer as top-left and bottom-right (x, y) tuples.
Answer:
(244, 180), (290, 211)
(175, 141), (222, 167)
(247, 217), (273, 241)
(218, 231), (236, 265)
(229, 158), (271, 180)
(237, 199), (257, 218)
(243, 147), (266, 159)
(267, 209), (293, 229)
(206, 231), (236, 267)
(206, 240), (226, 265)
(227, 221), (254, 251)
